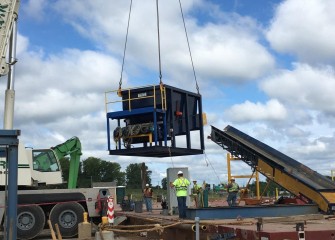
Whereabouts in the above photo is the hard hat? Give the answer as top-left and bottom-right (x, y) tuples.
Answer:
(177, 170), (183, 175)
(231, 177), (235, 180)
(146, 184), (149, 187)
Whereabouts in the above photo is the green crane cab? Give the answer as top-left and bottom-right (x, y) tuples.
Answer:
(0, 136), (82, 189)
(32, 136), (82, 189)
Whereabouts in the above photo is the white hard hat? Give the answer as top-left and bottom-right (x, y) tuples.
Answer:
(231, 177), (235, 180)
(177, 170), (183, 175)
(146, 184), (149, 187)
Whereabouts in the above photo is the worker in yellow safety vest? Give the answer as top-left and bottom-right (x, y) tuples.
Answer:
(191, 180), (204, 208)
(227, 177), (239, 206)
(170, 170), (190, 219)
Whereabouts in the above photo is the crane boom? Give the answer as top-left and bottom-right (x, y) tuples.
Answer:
(0, 0), (20, 76)
(50, 136), (82, 189)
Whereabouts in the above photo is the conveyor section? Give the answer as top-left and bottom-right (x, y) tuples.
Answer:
(210, 125), (335, 213)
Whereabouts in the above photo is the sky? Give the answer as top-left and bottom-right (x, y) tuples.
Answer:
(1, 0), (335, 187)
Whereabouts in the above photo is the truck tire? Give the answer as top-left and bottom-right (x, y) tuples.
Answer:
(49, 202), (85, 237)
(17, 205), (45, 240)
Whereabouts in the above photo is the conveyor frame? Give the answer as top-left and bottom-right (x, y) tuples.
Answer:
(210, 125), (335, 213)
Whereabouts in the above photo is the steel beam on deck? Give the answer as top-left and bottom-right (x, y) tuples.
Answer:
(186, 204), (319, 220)
(218, 225), (335, 240)
(0, 129), (20, 240)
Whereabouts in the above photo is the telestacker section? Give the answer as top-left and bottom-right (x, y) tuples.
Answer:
(210, 125), (335, 214)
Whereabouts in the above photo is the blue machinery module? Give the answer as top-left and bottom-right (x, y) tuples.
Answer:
(105, 84), (205, 157)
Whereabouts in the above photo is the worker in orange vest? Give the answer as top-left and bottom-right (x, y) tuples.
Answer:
(143, 183), (153, 212)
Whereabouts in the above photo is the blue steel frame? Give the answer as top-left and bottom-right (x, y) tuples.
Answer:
(186, 204), (319, 220)
(0, 129), (20, 240)
(106, 107), (167, 150)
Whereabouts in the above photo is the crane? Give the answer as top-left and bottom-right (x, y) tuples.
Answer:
(0, 1), (20, 239)
(0, 0), (19, 75)
(0, 0), (19, 130)
(0, 2), (110, 239)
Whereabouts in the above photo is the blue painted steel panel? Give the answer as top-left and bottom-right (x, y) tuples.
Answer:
(186, 204), (319, 219)
(106, 107), (157, 119)
(0, 129), (20, 240)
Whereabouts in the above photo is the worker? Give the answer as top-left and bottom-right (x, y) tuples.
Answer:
(121, 195), (134, 211)
(227, 177), (239, 206)
(170, 170), (190, 219)
(143, 183), (153, 212)
(191, 180), (203, 208)
(191, 180), (199, 207)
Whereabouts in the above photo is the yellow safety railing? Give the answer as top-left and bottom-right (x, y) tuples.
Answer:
(105, 85), (167, 113)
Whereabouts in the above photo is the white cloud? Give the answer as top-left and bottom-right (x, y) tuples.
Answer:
(266, 0), (335, 64)
(22, 0), (48, 22)
(0, 34), (124, 149)
(294, 139), (326, 155)
(3, 0), (335, 186)
(16, 34), (29, 56)
(224, 99), (287, 123)
(53, 0), (274, 87)
(284, 132), (335, 170)
(17, 48), (122, 94)
(285, 126), (310, 139)
(261, 63), (335, 113)
(192, 22), (274, 82)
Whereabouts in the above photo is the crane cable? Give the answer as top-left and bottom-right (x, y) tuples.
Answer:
(118, 0), (133, 97)
(204, 151), (222, 184)
(156, 0), (163, 86)
(168, 147), (175, 168)
(119, 0), (198, 94)
(168, 147), (178, 197)
(178, 0), (200, 94)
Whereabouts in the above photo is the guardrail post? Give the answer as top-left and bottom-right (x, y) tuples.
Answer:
(195, 217), (200, 240)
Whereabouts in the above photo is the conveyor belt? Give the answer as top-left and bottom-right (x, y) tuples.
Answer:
(210, 125), (335, 213)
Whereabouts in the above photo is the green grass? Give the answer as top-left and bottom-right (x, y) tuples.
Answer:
(125, 188), (167, 201)
(125, 188), (226, 201)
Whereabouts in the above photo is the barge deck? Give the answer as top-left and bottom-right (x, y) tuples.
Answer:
(104, 208), (335, 240)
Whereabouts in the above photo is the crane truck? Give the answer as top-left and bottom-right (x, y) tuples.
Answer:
(0, 137), (113, 239)
(0, 1), (114, 239)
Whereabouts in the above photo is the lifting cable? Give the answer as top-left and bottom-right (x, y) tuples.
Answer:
(168, 147), (175, 168)
(119, 0), (198, 93)
(118, 0), (133, 96)
(168, 148), (177, 197)
(156, 0), (163, 86)
(204, 152), (222, 183)
(178, 0), (200, 94)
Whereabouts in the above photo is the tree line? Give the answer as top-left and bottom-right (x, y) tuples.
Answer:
(60, 157), (152, 188)
(60, 157), (290, 193)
